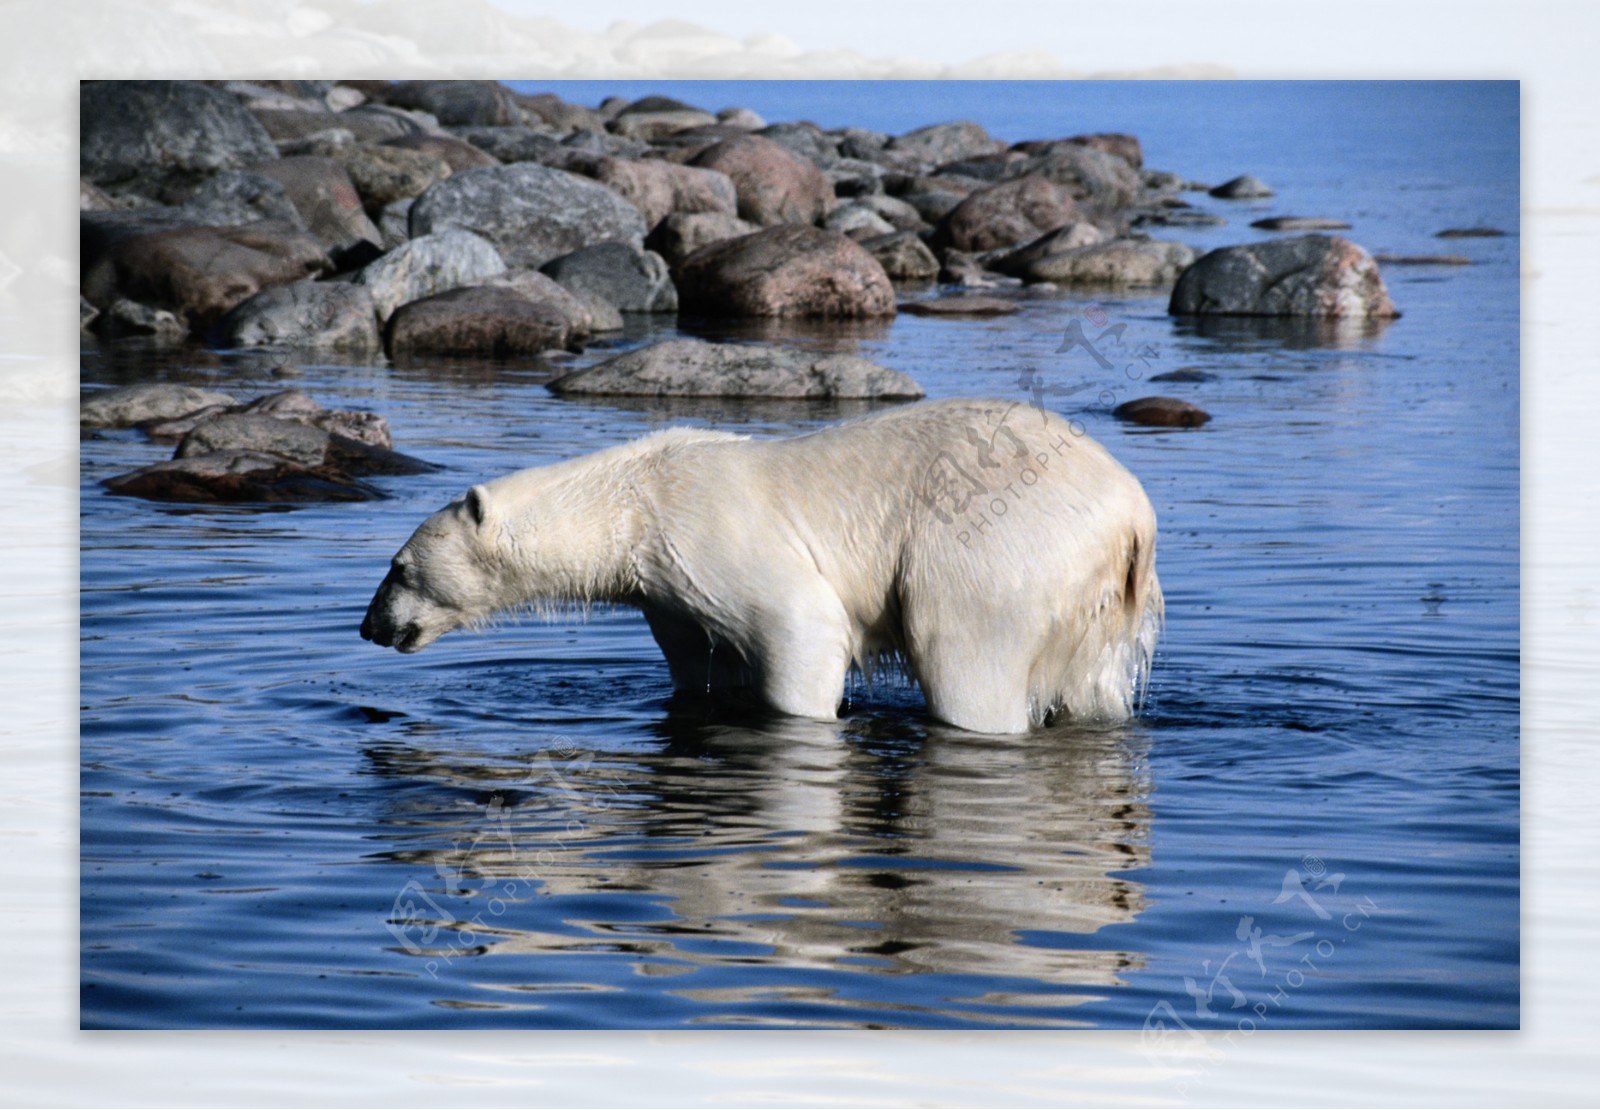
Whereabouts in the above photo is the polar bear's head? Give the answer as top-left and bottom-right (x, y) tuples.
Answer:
(360, 485), (505, 654)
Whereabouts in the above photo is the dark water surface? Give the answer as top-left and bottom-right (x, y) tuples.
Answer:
(80, 82), (1518, 1029)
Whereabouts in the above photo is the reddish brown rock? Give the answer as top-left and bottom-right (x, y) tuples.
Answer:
(1113, 396), (1212, 428)
(689, 134), (834, 227)
(248, 156), (382, 264)
(81, 222), (331, 329)
(592, 156), (737, 227)
(385, 285), (578, 355)
(675, 226), (895, 319)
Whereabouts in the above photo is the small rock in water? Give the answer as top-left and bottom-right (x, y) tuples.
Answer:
(1113, 396), (1212, 428)
(1251, 216), (1351, 231)
(898, 295), (1018, 317)
(1209, 174), (1275, 199)
(1149, 368), (1217, 383)
(1373, 253), (1472, 266)
(1435, 227), (1507, 238)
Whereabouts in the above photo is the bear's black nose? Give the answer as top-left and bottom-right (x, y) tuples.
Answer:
(359, 616), (374, 641)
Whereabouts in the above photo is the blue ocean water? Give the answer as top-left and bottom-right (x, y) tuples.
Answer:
(80, 81), (1518, 1029)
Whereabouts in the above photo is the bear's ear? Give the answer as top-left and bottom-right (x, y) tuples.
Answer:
(463, 484), (493, 529)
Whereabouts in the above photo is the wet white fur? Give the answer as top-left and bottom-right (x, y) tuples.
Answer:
(362, 399), (1162, 733)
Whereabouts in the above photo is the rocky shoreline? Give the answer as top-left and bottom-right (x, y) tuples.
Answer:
(81, 79), (1434, 501)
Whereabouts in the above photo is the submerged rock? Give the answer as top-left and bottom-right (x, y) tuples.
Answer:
(1169, 235), (1400, 319)
(675, 226), (896, 319)
(1435, 227), (1507, 238)
(899, 295), (1018, 317)
(1373, 253), (1472, 266)
(103, 450), (385, 503)
(1252, 216), (1352, 231)
(548, 338), (923, 399)
(1113, 396), (1212, 427)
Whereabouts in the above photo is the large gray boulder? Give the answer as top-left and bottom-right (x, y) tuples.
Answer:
(409, 163), (647, 270)
(353, 228), (506, 322)
(181, 172), (304, 228)
(539, 242), (677, 313)
(675, 226), (896, 319)
(548, 338), (923, 399)
(81, 80), (278, 201)
(1168, 235), (1400, 318)
(214, 281), (381, 350)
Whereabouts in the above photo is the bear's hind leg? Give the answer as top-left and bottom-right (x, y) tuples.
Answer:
(904, 614), (1035, 734)
(747, 587), (854, 721)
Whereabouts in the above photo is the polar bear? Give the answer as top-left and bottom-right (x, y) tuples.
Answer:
(360, 398), (1162, 733)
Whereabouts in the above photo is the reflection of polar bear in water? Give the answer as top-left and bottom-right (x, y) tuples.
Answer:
(361, 398), (1162, 733)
